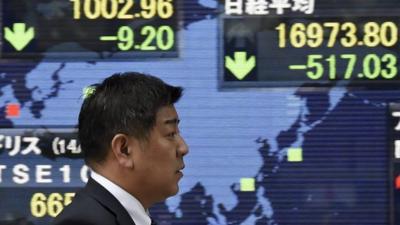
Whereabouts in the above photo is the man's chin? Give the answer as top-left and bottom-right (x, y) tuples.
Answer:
(168, 185), (180, 197)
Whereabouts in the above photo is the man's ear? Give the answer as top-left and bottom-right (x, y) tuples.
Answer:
(111, 134), (137, 168)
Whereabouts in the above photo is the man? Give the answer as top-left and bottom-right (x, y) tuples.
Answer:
(52, 72), (189, 225)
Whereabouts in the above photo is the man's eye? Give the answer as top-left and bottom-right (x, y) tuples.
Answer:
(167, 132), (177, 138)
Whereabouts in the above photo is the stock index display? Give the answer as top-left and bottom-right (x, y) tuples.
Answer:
(222, 0), (400, 87)
(1, 1), (400, 225)
(1, 0), (178, 59)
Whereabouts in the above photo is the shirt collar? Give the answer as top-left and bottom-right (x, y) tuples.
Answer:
(91, 170), (152, 225)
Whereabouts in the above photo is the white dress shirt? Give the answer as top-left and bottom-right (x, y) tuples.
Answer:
(91, 170), (152, 225)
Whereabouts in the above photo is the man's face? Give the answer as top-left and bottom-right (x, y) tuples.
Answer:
(133, 105), (189, 201)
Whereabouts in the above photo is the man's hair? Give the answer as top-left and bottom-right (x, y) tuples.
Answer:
(78, 72), (183, 164)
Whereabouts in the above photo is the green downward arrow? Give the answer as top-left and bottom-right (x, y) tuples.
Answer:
(225, 52), (256, 80)
(4, 23), (35, 51)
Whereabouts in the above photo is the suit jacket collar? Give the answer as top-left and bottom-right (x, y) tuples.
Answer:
(83, 177), (136, 225)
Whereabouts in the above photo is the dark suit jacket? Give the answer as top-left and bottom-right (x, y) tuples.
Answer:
(52, 178), (136, 225)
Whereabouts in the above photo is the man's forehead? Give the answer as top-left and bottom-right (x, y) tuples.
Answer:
(156, 105), (179, 125)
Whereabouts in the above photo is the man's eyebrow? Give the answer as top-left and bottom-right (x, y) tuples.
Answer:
(164, 118), (180, 125)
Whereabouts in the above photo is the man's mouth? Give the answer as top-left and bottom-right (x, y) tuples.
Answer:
(176, 165), (185, 173)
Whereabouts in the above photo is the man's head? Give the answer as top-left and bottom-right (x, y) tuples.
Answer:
(78, 72), (188, 207)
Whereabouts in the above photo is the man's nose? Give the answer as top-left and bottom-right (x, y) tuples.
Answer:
(177, 134), (189, 157)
